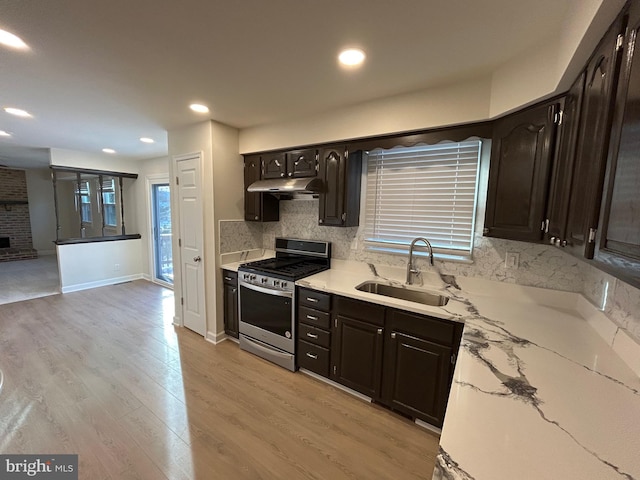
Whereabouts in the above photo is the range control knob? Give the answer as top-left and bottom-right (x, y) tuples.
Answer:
(274, 280), (280, 287)
(281, 281), (288, 289)
(261, 278), (268, 284)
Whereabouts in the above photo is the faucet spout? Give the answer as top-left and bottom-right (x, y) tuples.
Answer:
(406, 237), (434, 285)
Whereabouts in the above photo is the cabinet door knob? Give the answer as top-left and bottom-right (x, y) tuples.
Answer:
(288, 172), (293, 177)
(550, 236), (556, 245)
(377, 328), (383, 335)
(254, 215), (259, 220)
(281, 173), (285, 177)
(391, 332), (396, 339)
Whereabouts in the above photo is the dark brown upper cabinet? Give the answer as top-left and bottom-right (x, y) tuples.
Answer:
(318, 146), (362, 227)
(545, 73), (586, 247)
(595, 2), (640, 287)
(262, 149), (317, 179)
(244, 154), (279, 222)
(484, 101), (560, 242)
(564, 15), (627, 259)
(262, 152), (287, 179)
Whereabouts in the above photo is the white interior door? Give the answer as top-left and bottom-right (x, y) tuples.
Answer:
(177, 155), (206, 336)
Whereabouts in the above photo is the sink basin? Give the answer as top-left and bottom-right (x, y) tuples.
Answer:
(355, 281), (449, 306)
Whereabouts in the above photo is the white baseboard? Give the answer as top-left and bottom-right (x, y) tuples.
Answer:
(173, 316), (182, 327)
(61, 274), (144, 293)
(142, 273), (152, 281)
(205, 330), (228, 345)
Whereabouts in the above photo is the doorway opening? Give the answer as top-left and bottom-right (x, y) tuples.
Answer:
(151, 183), (173, 286)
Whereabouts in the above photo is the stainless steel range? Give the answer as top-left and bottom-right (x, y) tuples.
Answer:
(238, 238), (331, 371)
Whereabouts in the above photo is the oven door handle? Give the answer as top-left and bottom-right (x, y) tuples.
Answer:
(241, 335), (294, 359)
(239, 280), (293, 298)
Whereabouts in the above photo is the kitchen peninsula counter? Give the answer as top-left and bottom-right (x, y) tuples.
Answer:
(296, 260), (640, 480)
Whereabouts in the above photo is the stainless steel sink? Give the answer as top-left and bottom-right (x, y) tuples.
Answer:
(355, 281), (449, 306)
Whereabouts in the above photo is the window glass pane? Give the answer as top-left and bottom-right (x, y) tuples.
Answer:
(364, 140), (481, 258)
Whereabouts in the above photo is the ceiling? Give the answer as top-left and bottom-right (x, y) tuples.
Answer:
(0, 0), (575, 169)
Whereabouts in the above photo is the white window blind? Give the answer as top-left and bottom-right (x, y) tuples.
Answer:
(364, 140), (482, 258)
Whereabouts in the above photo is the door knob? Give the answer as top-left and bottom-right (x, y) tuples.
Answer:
(193, 256), (201, 262)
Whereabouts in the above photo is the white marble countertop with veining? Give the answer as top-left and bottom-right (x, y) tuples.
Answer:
(295, 259), (640, 480)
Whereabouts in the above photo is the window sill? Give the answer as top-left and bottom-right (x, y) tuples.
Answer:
(365, 246), (473, 264)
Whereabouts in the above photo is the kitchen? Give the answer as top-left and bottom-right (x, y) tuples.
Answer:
(1, 0), (639, 479)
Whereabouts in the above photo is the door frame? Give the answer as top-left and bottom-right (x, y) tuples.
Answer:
(146, 173), (173, 289)
(171, 151), (206, 330)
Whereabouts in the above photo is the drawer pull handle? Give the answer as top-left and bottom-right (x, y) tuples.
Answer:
(306, 333), (319, 339)
(306, 315), (319, 321)
(306, 352), (318, 359)
(224, 276), (233, 281)
(306, 297), (319, 303)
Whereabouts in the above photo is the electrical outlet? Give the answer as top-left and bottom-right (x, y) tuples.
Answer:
(505, 252), (519, 269)
(114, 263), (120, 271)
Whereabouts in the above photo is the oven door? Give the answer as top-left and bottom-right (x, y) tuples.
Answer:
(238, 280), (295, 354)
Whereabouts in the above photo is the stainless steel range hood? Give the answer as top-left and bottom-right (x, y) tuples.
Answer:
(247, 177), (323, 194)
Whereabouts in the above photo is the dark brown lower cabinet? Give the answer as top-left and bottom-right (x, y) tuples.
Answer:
(382, 332), (453, 427)
(223, 270), (239, 338)
(332, 315), (384, 398)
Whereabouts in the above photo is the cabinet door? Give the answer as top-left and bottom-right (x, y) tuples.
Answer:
(484, 102), (558, 241)
(287, 149), (317, 178)
(565, 17), (626, 258)
(595, 5), (640, 286)
(318, 146), (347, 226)
(332, 315), (384, 398)
(318, 147), (362, 227)
(545, 74), (585, 246)
(243, 155), (279, 222)
(383, 332), (452, 427)
(244, 155), (262, 221)
(223, 280), (239, 338)
(262, 152), (287, 179)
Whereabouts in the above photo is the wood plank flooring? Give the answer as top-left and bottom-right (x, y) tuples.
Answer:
(0, 280), (439, 479)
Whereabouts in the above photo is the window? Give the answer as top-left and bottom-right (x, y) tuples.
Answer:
(101, 178), (117, 227)
(364, 140), (482, 259)
(76, 180), (92, 223)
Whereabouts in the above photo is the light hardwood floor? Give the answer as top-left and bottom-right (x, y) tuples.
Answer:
(0, 280), (439, 479)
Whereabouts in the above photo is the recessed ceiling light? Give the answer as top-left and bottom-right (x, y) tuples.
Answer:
(0, 130), (11, 137)
(102, 148), (116, 154)
(0, 29), (28, 50)
(4, 107), (32, 118)
(338, 48), (366, 67)
(189, 103), (210, 113)
(139, 137), (154, 144)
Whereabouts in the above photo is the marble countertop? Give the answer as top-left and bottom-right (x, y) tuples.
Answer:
(295, 260), (640, 480)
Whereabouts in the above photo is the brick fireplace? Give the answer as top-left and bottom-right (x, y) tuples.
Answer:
(0, 167), (38, 262)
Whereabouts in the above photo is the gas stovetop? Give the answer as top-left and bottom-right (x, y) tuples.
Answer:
(240, 257), (329, 280)
(238, 238), (331, 281)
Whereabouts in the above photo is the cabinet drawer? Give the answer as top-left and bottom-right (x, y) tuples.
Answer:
(387, 309), (457, 346)
(222, 270), (238, 284)
(298, 288), (331, 311)
(336, 295), (385, 327)
(298, 341), (330, 377)
(298, 306), (330, 330)
(298, 323), (330, 348)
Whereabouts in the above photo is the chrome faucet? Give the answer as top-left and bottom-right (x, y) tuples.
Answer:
(406, 237), (434, 285)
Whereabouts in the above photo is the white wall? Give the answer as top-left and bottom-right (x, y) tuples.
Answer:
(50, 148), (137, 174)
(57, 238), (143, 293)
(168, 121), (243, 341)
(239, 1), (623, 153)
(239, 76), (493, 153)
(25, 168), (57, 254)
(168, 122), (213, 330)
